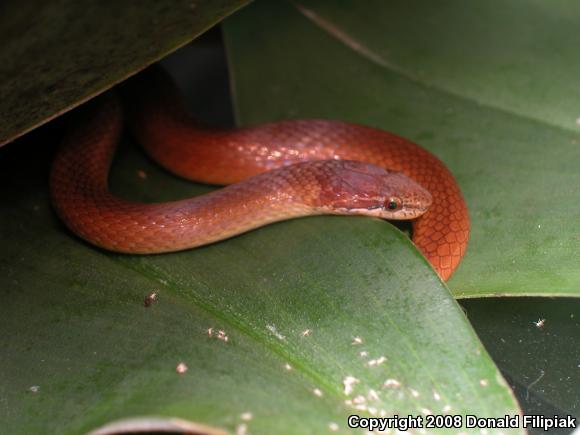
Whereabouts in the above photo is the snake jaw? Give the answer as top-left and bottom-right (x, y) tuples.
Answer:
(331, 198), (430, 220)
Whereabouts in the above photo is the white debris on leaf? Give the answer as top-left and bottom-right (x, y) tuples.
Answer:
(240, 412), (253, 421)
(329, 422), (339, 432)
(383, 379), (401, 388)
(313, 388), (324, 397)
(217, 330), (229, 342)
(533, 318), (546, 328)
(343, 376), (360, 395)
(352, 336), (363, 345)
(266, 324), (286, 340)
(367, 356), (387, 367)
(176, 362), (188, 374)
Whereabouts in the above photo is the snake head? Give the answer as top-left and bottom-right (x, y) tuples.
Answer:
(317, 160), (432, 220)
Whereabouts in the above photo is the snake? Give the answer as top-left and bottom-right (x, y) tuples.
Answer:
(50, 67), (469, 281)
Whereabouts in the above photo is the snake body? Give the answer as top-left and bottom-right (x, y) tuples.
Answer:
(51, 67), (469, 280)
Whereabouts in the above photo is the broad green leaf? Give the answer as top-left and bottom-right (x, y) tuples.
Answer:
(462, 297), (580, 435)
(222, 0), (580, 298)
(0, 0), (250, 147)
(284, 0), (580, 135)
(0, 125), (520, 432)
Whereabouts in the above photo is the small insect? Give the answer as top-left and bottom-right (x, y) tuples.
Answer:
(533, 318), (546, 328)
(144, 292), (158, 307)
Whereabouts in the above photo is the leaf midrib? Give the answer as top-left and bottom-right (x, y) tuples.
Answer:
(291, 0), (580, 138)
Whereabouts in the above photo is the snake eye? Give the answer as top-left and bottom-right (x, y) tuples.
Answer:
(386, 197), (402, 211)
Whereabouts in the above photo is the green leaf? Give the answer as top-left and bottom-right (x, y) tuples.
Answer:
(0, 123), (519, 432)
(462, 297), (580, 428)
(0, 0), (250, 147)
(222, 0), (580, 298)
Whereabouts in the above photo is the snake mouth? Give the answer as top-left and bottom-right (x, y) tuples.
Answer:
(333, 203), (428, 220)
(385, 207), (429, 220)
(401, 201), (432, 219)
(412, 202), (431, 214)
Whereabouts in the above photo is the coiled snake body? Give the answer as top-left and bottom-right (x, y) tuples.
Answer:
(51, 68), (469, 281)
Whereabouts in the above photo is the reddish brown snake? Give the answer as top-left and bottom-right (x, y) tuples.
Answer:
(50, 67), (469, 281)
